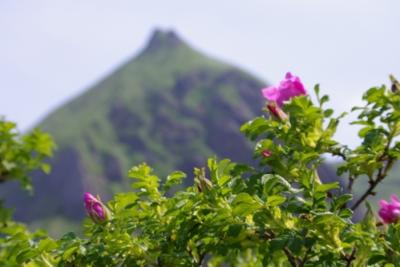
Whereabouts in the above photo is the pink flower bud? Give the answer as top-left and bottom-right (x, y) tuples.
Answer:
(378, 195), (400, 224)
(262, 72), (307, 108)
(267, 102), (288, 120)
(84, 192), (111, 223)
(262, 150), (272, 158)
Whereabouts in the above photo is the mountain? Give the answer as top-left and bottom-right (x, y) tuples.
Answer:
(4, 30), (266, 225)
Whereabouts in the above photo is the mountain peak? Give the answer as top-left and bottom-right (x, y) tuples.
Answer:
(7, 29), (267, 227)
(144, 29), (185, 52)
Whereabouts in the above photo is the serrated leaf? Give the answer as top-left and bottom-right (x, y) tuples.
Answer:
(323, 109), (334, 117)
(315, 182), (339, 193)
(266, 195), (286, 207)
(232, 193), (262, 216)
(164, 171), (186, 191)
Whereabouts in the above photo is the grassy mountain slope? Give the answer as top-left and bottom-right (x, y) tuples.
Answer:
(4, 30), (266, 223)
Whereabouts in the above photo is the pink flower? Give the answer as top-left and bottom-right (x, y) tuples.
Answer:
(378, 195), (400, 224)
(262, 72), (307, 107)
(84, 192), (111, 223)
(262, 150), (272, 158)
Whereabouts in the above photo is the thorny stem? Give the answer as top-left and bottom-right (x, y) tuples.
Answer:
(187, 246), (200, 266)
(264, 230), (303, 267)
(351, 128), (395, 211)
(299, 247), (312, 267)
(335, 151), (347, 161)
(0, 172), (6, 183)
(198, 253), (205, 267)
(342, 248), (356, 267)
(347, 175), (354, 192)
(351, 158), (394, 211)
(283, 247), (298, 267)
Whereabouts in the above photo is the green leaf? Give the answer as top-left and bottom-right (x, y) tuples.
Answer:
(368, 254), (386, 265)
(37, 238), (58, 252)
(227, 224), (244, 237)
(270, 237), (287, 251)
(62, 245), (79, 260)
(313, 212), (346, 226)
(16, 249), (38, 264)
(128, 163), (160, 199)
(338, 208), (353, 218)
(320, 95), (330, 105)
(287, 236), (303, 255)
(232, 193), (262, 216)
(362, 202), (377, 230)
(41, 163), (51, 174)
(323, 108), (334, 118)
(261, 174), (301, 195)
(315, 182), (339, 193)
(266, 195), (286, 207)
(363, 86), (385, 103)
(332, 194), (352, 210)
(314, 84), (320, 98)
(164, 171), (186, 191)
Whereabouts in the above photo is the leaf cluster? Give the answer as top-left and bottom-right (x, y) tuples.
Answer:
(2, 78), (400, 266)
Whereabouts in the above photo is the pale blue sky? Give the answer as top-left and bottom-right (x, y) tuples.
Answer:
(1, 0), (399, 147)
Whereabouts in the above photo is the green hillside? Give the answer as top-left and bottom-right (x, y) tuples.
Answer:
(4, 30), (266, 226)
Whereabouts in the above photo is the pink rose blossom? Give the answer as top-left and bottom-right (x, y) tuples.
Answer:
(262, 72), (307, 107)
(378, 195), (400, 224)
(84, 192), (111, 223)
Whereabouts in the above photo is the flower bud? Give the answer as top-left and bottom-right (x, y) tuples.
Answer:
(390, 74), (400, 93)
(194, 168), (213, 192)
(262, 149), (272, 158)
(378, 195), (400, 224)
(84, 192), (111, 223)
(267, 102), (288, 121)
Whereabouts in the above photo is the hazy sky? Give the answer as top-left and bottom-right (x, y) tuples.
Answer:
(1, 0), (399, 147)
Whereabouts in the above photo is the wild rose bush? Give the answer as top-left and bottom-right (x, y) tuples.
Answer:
(1, 74), (400, 266)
